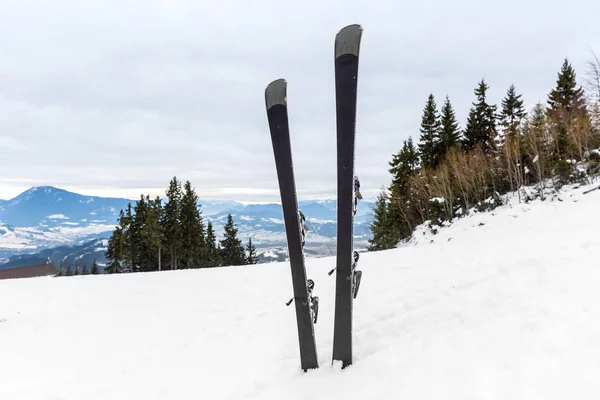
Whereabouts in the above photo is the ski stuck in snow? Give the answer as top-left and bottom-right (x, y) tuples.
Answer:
(332, 23), (363, 370)
(265, 78), (319, 372)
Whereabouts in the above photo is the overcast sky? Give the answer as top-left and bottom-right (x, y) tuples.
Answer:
(1, 0), (599, 203)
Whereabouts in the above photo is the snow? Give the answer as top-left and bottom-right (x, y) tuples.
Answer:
(261, 250), (279, 258)
(1, 183), (600, 399)
(0, 223), (116, 251)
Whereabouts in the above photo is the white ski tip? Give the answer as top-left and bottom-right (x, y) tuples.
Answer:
(335, 24), (363, 59)
(265, 79), (287, 109)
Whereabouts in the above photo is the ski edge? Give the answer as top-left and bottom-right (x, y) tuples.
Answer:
(335, 24), (363, 59)
(265, 78), (287, 110)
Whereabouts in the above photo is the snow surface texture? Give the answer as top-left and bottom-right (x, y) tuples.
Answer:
(0, 223), (116, 251)
(1, 183), (600, 399)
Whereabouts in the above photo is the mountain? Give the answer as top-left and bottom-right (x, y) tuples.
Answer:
(198, 200), (244, 216)
(0, 186), (128, 263)
(0, 238), (107, 270)
(0, 186), (127, 227)
(0, 186), (376, 265)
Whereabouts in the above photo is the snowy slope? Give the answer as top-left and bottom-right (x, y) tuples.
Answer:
(1, 183), (600, 399)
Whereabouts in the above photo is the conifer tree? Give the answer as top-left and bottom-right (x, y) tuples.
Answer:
(74, 265), (80, 276)
(119, 204), (137, 272)
(368, 189), (397, 251)
(499, 85), (527, 193)
(219, 214), (246, 266)
(547, 58), (589, 160)
(523, 103), (550, 193)
(548, 58), (587, 120)
(418, 94), (442, 169)
(246, 237), (258, 264)
(462, 79), (498, 153)
(65, 264), (73, 276)
(205, 220), (219, 267)
(144, 196), (164, 271)
(131, 195), (149, 271)
(387, 137), (421, 245)
(106, 224), (125, 274)
(438, 95), (461, 160)
(499, 84), (526, 143)
(91, 257), (99, 275)
(179, 180), (206, 268)
(81, 264), (89, 275)
(389, 137), (419, 197)
(162, 177), (183, 270)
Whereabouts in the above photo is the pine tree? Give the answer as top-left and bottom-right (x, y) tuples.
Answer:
(219, 214), (246, 266)
(499, 84), (526, 143)
(389, 137), (419, 197)
(121, 204), (137, 272)
(246, 237), (258, 264)
(205, 220), (219, 267)
(547, 58), (589, 160)
(144, 196), (164, 271)
(388, 137), (422, 246)
(179, 180), (206, 268)
(368, 189), (398, 251)
(418, 94), (442, 169)
(106, 225), (124, 274)
(548, 58), (587, 120)
(438, 95), (461, 160)
(91, 257), (99, 275)
(523, 103), (549, 194)
(131, 196), (149, 271)
(82, 264), (90, 275)
(74, 265), (80, 276)
(162, 177), (183, 270)
(499, 85), (527, 194)
(462, 79), (498, 154)
(65, 264), (73, 276)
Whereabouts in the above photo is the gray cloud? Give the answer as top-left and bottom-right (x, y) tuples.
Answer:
(1, 0), (599, 202)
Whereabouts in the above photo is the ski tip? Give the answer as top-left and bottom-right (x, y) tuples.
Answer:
(335, 24), (363, 59)
(265, 78), (287, 110)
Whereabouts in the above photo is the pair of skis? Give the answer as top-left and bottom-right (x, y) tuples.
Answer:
(265, 24), (363, 372)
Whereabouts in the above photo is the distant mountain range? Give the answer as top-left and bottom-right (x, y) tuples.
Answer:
(0, 186), (375, 268)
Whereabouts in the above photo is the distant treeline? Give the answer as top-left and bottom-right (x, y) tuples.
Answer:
(105, 177), (257, 273)
(369, 56), (600, 250)
(56, 258), (101, 276)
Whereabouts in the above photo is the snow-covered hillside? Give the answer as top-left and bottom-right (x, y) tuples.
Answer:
(1, 183), (599, 399)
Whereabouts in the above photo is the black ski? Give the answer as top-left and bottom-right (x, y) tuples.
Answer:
(265, 78), (319, 372)
(332, 24), (363, 369)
